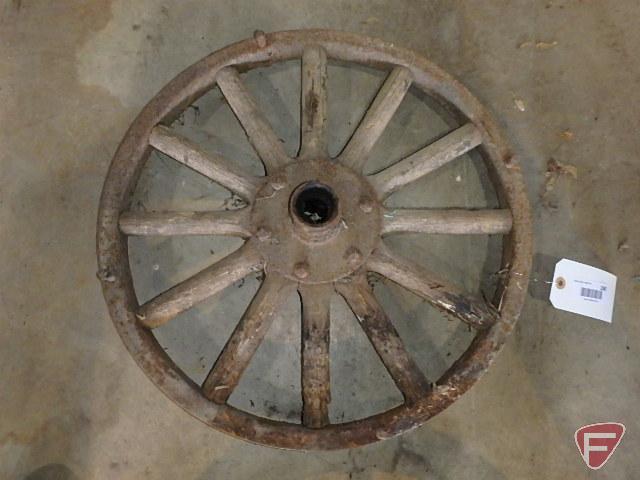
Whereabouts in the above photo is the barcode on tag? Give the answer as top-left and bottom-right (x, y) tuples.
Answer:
(580, 287), (603, 301)
(550, 259), (617, 323)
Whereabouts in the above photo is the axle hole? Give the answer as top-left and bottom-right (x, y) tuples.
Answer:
(292, 182), (338, 226)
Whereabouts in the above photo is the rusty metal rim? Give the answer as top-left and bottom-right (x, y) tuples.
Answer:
(96, 29), (532, 450)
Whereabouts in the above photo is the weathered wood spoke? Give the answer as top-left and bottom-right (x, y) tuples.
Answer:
(202, 275), (294, 403)
(369, 123), (482, 198)
(149, 125), (259, 201)
(299, 46), (328, 159)
(382, 208), (512, 236)
(137, 243), (263, 328)
(216, 67), (291, 173)
(299, 284), (332, 428)
(119, 209), (252, 237)
(339, 67), (413, 172)
(367, 244), (497, 329)
(335, 277), (431, 404)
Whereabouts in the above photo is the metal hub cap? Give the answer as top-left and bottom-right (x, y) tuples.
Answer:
(97, 29), (533, 450)
(253, 159), (381, 284)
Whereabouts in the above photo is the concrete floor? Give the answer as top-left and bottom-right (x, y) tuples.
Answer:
(1, 1), (639, 479)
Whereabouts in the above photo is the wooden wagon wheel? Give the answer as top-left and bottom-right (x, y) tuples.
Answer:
(97, 30), (532, 450)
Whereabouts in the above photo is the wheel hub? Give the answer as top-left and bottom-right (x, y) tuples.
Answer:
(251, 158), (382, 284)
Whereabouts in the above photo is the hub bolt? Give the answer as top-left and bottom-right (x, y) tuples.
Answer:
(293, 262), (310, 279)
(270, 176), (287, 191)
(346, 247), (363, 267)
(256, 227), (271, 242)
(359, 198), (374, 213)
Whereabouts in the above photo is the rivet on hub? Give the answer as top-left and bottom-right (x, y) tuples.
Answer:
(294, 262), (310, 279)
(345, 247), (363, 267)
(270, 176), (287, 191)
(257, 184), (276, 200)
(256, 227), (271, 242)
(359, 198), (374, 213)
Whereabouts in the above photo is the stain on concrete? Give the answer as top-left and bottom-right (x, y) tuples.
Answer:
(23, 463), (79, 480)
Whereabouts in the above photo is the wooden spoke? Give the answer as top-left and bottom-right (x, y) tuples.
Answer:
(299, 284), (332, 428)
(335, 277), (430, 404)
(369, 123), (482, 198)
(216, 67), (290, 173)
(339, 67), (412, 171)
(367, 244), (497, 329)
(299, 46), (328, 159)
(149, 125), (259, 201)
(202, 274), (294, 403)
(137, 243), (263, 328)
(382, 208), (512, 235)
(119, 209), (252, 237)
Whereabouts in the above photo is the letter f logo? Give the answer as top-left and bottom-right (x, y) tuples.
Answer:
(575, 423), (625, 470)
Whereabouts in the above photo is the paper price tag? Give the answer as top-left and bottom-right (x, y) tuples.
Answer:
(549, 259), (617, 323)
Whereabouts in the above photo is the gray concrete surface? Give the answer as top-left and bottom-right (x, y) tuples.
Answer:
(1, 1), (639, 479)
